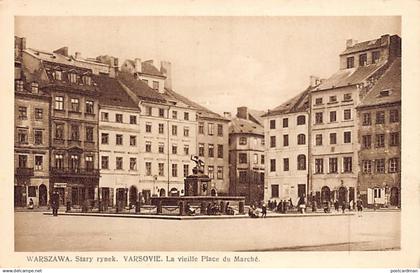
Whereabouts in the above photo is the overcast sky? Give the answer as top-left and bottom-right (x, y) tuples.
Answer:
(15, 16), (400, 115)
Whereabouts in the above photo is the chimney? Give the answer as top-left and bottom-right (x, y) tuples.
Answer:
(223, 112), (232, 119)
(53, 46), (69, 57)
(309, 75), (320, 87)
(160, 61), (172, 90)
(75, 52), (82, 59)
(346, 39), (358, 48)
(237, 106), (248, 120)
(134, 58), (142, 73)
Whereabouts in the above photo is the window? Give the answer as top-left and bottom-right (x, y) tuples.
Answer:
(172, 111), (177, 119)
(146, 123), (152, 133)
(315, 97), (323, 105)
(55, 70), (62, 80)
(283, 135), (289, 147)
(343, 157), (352, 173)
(184, 144), (190, 155)
(146, 141), (152, 153)
(315, 159), (323, 174)
(374, 188), (382, 198)
(142, 79), (149, 85)
(85, 127), (94, 142)
(146, 107), (152, 116)
(35, 108), (43, 120)
(297, 154), (306, 170)
(30, 82), (38, 93)
(85, 155), (93, 170)
(208, 144), (214, 157)
(329, 158), (338, 173)
(271, 185), (279, 198)
(363, 113), (371, 126)
(297, 115), (306, 125)
(208, 165), (214, 179)
(253, 154), (258, 164)
(344, 109), (351, 120)
(183, 127), (189, 137)
(389, 158), (399, 173)
(158, 108), (165, 117)
(171, 144), (177, 154)
(130, 115), (137, 124)
(343, 93), (352, 101)
(359, 53), (367, 66)
(390, 132), (400, 146)
(171, 125), (177, 136)
(55, 154), (64, 169)
(372, 51), (380, 63)
(297, 134), (306, 145)
(184, 112), (189, 121)
(389, 109), (399, 123)
(18, 106), (27, 119)
(329, 96), (337, 103)
(315, 112), (323, 124)
(380, 90), (390, 97)
(239, 137), (247, 145)
(362, 135), (371, 149)
(16, 80), (23, 92)
(69, 73), (77, 83)
(158, 163), (164, 176)
(375, 159), (385, 173)
(198, 122), (204, 134)
(270, 159), (276, 172)
(217, 166), (223, 179)
(184, 164), (189, 177)
(82, 75), (91, 85)
(116, 134), (123, 145)
(315, 134), (323, 146)
(18, 154), (27, 168)
(101, 112), (109, 121)
(217, 124), (223, 136)
(282, 118), (288, 128)
(270, 120), (276, 129)
(70, 98), (80, 112)
(329, 111), (337, 123)
(376, 111), (385, 124)
(55, 124), (64, 140)
(130, 158), (137, 171)
(330, 133), (337, 145)
(101, 156), (109, 169)
(270, 136), (276, 148)
(362, 160), (372, 174)
(198, 143), (204, 156)
(347, 56), (354, 68)
(70, 125), (79, 140)
(145, 162), (152, 176)
(115, 113), (123, 123)
(283, 158), (289, 171)
(375, 134), (385, 148)
(153, 81), (159, 90)
(116, 157), (123, 170)
(239, 171), (247, 183)
(172, 164), (178, 177)
(101, 133), (109, 144)
(261, 155), (265, 165)
(217, 144), (223, 158)
(158, 123), (164, 134)
(86, 100), (94, 114)
(130, 135), (136, 146)
(344, 131), (351, 144)
(34, 155), (43, 171)
(208, 123), (214, 135)
(239, 153), (247, 164)
(34, 130), (43, 145)
(69, 155), (80, 170)
(158, 143), (164, 154)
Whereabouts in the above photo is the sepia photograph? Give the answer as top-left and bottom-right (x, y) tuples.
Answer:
(12, 15), (402, 252)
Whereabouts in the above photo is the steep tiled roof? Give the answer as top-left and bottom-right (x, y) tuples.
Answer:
(358, 58), (401, 108)
(93, 75), (138, 110)
(247, 109), (265, 125)
(117, 71), (166, 103)
(142, 61), (165, 77)
(263, 87), (311, 117)
(340, 38), (383, 55)
(230, 117), (264, 135)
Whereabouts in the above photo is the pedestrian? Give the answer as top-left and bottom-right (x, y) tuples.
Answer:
(341, 202), (346, 213)
(261, 203), (267, 218)
(273, 200), (277, 211)
(276, 201), (282, 213)
(298, 195), (306, 214)
(51, 191), (60, 216)
(312, 200), (316, 212)
(334, 200), (339, 212)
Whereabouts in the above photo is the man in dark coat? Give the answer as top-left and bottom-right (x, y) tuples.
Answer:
(51, 191), (60, 216)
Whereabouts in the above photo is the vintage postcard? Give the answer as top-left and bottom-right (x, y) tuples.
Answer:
(0, 0), (419, 270)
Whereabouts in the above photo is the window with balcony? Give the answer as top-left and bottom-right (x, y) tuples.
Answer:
(329, 158), (338, 173)
(70, 98), (80, 112)
(130, 135), (136, 146)
(86, 100), (94, 114)
(208, 144), (214, 157)
(101, 133), (109, 144)
(55, 154), (64, 169)
(85, 155), (93, 170)
(101, 156), (109, 169)
(217, 144), (223, 158)
(18, 106), (27, 120)
(116, 157), (123, 170)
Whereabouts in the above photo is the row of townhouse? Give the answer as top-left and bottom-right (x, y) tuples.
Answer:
(263, 34), (401, 208)
(14, 36), (229, 208)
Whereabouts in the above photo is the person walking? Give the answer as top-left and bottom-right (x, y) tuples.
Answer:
(341, 201), (346, 213)
(334, 200), (339, 212)
(51, 191), (60, 216)
(261, 203), (267, 218)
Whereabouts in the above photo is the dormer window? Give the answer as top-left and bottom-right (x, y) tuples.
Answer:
(379, 89), (391, 97)
(153, 81), (159, 90)
(69, 72), (77, 83)
(359, 53), (367, 66)
(55, 70), (62, 80)
(31, 82), (39, 93)
(372, 51), (380, 64)
(82, 75), (91, 85)
(15, 80), (23, 92)
(346, 56), (354, 69)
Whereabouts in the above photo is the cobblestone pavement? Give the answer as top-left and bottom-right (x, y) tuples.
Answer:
(14, 211), (400, 251)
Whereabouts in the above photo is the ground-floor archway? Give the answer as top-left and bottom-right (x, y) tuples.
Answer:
(159, 188), (166, 197)
(390, 187), (399, 206)
(338, 187), (347, 205)
(169, 188), (180, 197)
(321, 186), (331, 203)
(116, 188), (127, 208)
(211, 189), (217, 196)
(129, 186), (138, 206)
(39, 184), (48, 206)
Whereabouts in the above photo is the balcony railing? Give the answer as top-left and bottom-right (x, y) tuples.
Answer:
(15, 167), (34, 176)
(50, 167), (99, 176)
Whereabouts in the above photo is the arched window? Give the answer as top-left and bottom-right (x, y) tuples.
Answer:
(297, 115), (306, 125)
(297, 134), (306, 145)
(297, 154), (306, 170)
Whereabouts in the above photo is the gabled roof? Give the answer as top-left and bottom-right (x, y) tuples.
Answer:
(229, 117), (264, 135)
(263, 87), (311, 117)
(340, 38), (383, 55)
(124, 59), (165, 78)
(93, 75), (138, 110)
(358, 58), (401, 108)
(117, 71), (166, 103)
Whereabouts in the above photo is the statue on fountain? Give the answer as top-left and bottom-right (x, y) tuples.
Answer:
(185, 155), (212, 196)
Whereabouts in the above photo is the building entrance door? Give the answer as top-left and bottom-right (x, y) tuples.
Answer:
(14, 186), (24, 207)
(390, 187), (399, 206)
(39, 184), (48, 206)
(321, 186), (331, 203)
(338, 187), (347, 206)
(116, 188), (127, 207)
(129, 186), (138, 206)
(298, 184), (306, 198)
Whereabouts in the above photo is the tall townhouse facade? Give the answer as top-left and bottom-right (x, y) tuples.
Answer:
(229, 107), (265, 204)
(14, 36), (51, 207)
(357, 58), (401, 208)
(22, 47), (100, 206)
(309, 34), (401, 207)
(263, 88), (311, 203)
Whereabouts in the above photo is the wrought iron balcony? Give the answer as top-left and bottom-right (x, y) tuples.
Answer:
(15, 167), (34, 176)
(50, 167), (99, 177)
